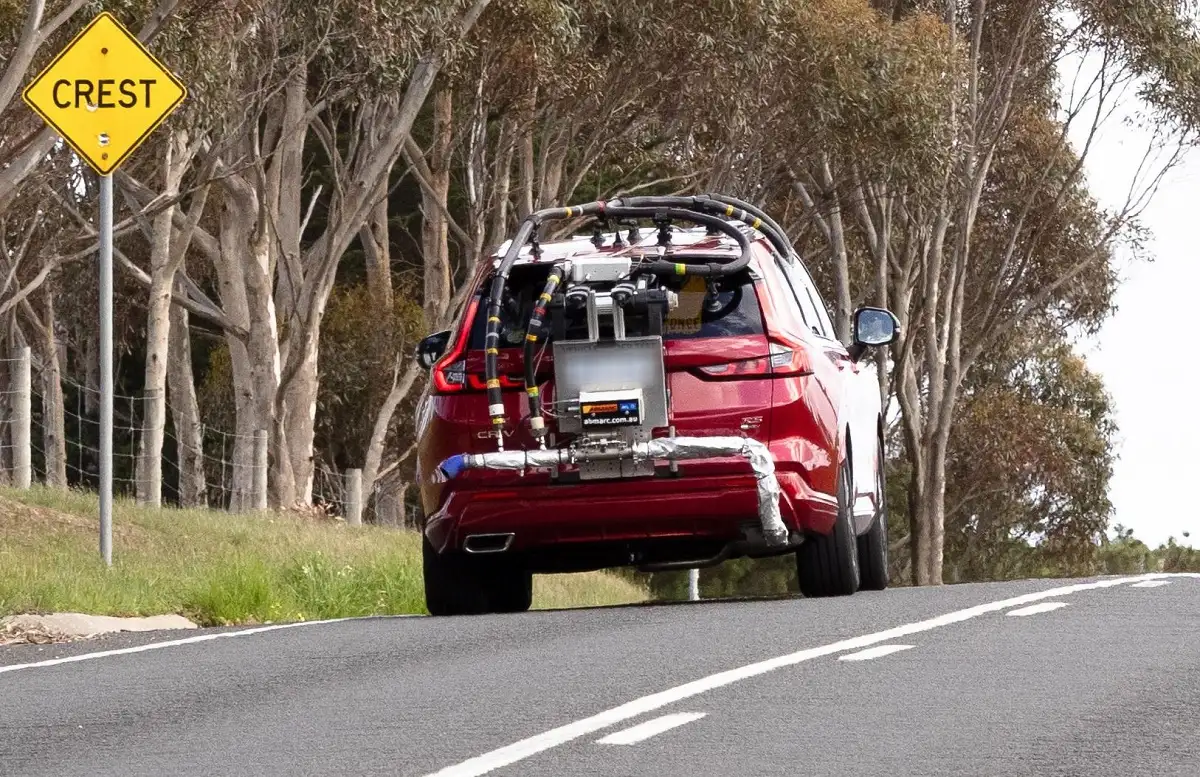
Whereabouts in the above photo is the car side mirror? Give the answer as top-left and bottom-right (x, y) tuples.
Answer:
(849, 307), (899, 361)
(415, 330), (452, 369)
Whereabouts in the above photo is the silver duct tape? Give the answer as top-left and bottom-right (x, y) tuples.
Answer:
(461, 436), (787, 547)
(465, 450), (566, 471)
(637, 437), (787, 547)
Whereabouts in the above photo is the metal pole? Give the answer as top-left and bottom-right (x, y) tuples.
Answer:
(99, 174), (114, 567)
(688, 568), (700, 601)
(345, 468), (363, 526)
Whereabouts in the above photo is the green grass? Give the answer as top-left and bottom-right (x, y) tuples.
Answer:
(0, 487), (647, 626)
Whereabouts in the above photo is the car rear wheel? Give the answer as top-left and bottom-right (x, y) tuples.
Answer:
(488, 567), (534, 613)
(422, 534), (533, 616)
(856, 437), (889, 591)
(797, 457), (860, 597)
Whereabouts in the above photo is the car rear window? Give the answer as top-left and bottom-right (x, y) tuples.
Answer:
(466, 265), (554, 350)
(467, 266), (764, 349)
(662, 273), (764, 340)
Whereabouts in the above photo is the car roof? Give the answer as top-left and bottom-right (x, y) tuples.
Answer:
(486, 224), (776, 271)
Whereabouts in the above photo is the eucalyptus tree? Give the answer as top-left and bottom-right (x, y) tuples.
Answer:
(783, 0), (1200, 584)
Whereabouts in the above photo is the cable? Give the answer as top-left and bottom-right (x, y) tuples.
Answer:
(600, 205), (752, 277)
(697, 193), (795, 261)
(482, 203), (612, 442)
(523, 263), (567, 446)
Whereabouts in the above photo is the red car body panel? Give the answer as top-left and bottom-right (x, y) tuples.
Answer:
(414, 236), (882, 562)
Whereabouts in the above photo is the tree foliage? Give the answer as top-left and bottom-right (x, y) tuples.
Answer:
(1, 0), (1197, 589)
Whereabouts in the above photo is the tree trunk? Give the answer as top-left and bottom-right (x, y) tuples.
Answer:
(0, 353), (10, 484)
(34, 290), (67, 488)
(136, 137), (187, 506)
(268, 4), (489, 508)
(818, 157), (852, 341)
(422, 85), (454, 329)
(488, 116), (515, 252)
(539, 128), (570, 208)
(167, 282), (206, 507)
(361, 185), (393, 309)
(136, 270), (171, 505)
(518, 112), (536, 220)
(278, 339), (317, 506)
(913, 443), (948, 585)
(249, 259), (289, 508)
(215, 185), (282, 510)
(361, 360), (421, 499)
(83, 323), (99, 417)
(373, 477), (406, 527)
(226, 336), (258, 511)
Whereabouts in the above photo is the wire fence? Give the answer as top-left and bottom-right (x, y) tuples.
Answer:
(43, 376), (163, 497)
(0, 348), (411, 525)
(161, 417), (263, 511)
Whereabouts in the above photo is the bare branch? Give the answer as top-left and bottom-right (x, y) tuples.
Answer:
(401, 134), (476, 253)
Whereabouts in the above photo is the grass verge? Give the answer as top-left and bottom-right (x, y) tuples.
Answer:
(0, 487), (647, 626)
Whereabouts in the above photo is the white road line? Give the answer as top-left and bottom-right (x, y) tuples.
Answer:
(423, 573), (1194, 777)
(1006, 602), (1069, 617)
(1131, 581), (1171, 588)
(595, 713), (706, 745)
(838, 644), (914, 661)
(0, 615), (418, 676)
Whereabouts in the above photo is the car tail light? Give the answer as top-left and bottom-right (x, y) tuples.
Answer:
(431, 298), (478, 394)
(698, 356), (771, 378)
(697, 343), (811, 379)
(431, 298), (531, 394)
(433, 358), (468, 392)
(466, 374), (524, 391)
(765, 343), (810, 376)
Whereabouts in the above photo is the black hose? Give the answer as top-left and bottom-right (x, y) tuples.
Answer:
(612, 194), (794, 261)
(482, 197), (785, 441)
(523, 264), (566, 441)
(699, 193), (795, 261)
(600, 205), (753, 278)
(483, 203), (609, 435)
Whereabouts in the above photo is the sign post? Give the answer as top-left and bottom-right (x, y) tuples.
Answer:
(22, 12), (186, 566)
(99, 174), (113, 565)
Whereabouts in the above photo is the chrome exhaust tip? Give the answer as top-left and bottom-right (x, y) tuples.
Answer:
(463, 533), (515, 554)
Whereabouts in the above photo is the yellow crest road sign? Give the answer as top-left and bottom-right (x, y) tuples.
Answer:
(22, 11), (186, 176)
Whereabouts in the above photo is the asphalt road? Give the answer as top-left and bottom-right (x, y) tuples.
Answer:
(1, 572), (1197, 776)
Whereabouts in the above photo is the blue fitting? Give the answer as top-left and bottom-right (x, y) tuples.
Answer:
(436, 453), (470, 481)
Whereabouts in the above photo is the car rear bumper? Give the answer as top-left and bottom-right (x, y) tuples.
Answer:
(425, 470), (838, 554)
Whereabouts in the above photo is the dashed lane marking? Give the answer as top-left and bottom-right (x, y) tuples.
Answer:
(424, 574), (1197, 777)
(596, 713), (706, 745)
(1006, 602), (1069, 617)
(839, 644), (915, 661)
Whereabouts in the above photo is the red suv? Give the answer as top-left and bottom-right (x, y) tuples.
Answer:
(413, 195), (897, 615)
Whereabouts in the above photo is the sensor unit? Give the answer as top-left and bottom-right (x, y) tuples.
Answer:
(569, 256), (632, 284)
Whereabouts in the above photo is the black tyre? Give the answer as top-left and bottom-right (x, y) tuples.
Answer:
(856, 435), (889, 591)
(489, 566), (534, 613)
(423, 534), (487, 616)
(797, 457), (860, 597)
(422, 534), (533, 616)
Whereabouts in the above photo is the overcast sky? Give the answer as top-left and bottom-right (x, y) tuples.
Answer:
(1079, 152), (1197, 547)
(1070, 58), (1198, 547)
